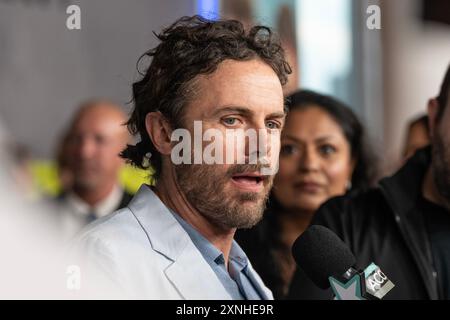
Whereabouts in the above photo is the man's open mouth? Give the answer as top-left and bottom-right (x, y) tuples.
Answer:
(231, 173), (265, 189)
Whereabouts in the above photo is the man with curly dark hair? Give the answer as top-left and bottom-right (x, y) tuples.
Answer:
(71, 15), (291, 299)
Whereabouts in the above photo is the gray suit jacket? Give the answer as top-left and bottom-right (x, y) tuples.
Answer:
(71, 184), (273, 300)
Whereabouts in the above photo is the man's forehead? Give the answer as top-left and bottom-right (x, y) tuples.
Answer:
(202, 59), (281, 87)
(191, 61), (284, 116)
(194, 94), (285, 119)
(72, 113), (126, 136)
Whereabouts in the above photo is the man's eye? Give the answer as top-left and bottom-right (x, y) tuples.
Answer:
(95, 135), (106, 145)
(222, 117), (239, 126)
(266, 121), (280, 129)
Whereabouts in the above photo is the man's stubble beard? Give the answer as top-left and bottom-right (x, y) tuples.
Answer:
(174, 163), (273, 230)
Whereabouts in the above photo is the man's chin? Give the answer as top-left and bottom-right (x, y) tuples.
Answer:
(233, 210), (265, 229)
(229, 195), (268, 228)
(73, 180), (99, 192)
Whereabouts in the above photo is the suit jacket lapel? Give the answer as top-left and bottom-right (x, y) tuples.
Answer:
(245, 263), (273, 300)
(164, 244), (231, 300)
(128, 185), (231, 299)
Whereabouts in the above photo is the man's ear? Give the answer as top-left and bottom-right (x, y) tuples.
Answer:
(145, 111), (172, 156)
(427, 98), (439, 140)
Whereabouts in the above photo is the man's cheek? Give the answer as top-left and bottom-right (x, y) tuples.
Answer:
(260, 132), (281, 176)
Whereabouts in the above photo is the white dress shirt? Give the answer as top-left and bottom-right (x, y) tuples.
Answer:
(58, 185), (124, 240)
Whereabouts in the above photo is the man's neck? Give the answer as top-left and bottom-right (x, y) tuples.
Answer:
(422, 166), (450, 210)
(73, 182), (116, 207)
(154, 170), (235, 264)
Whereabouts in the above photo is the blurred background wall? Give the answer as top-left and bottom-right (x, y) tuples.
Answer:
(0, 0), (196, 158)
(0, 0), (449, 185)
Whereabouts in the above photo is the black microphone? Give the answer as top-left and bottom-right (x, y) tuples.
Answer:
(292, 225), (395, 300)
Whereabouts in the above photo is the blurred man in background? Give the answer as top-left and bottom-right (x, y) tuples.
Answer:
(56, 100), (133, 239)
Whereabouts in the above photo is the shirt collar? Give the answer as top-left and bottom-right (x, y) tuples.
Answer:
(229, 240), (249, 270)
(66, 185), (123, 218)
(170, 209), (249, 268)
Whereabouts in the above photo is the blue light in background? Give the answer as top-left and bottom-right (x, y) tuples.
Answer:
(197, 0), (220, 20)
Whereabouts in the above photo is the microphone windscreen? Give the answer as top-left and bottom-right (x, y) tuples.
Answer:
(292, 225), (356, 289)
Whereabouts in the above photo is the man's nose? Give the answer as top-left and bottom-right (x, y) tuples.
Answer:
(77, 138), (96, 159)
(245, 124), (273, 162)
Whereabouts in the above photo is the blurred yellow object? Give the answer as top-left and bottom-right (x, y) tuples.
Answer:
(119, 165), (155, 194)
(29, 160), (61, 197)
(29, 160), (152, 197)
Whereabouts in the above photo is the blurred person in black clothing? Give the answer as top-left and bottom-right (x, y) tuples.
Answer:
(236, 90), (377, 299)
(288, 64), (450, 300)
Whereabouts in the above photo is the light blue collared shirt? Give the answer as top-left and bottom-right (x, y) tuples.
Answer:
(170, 210), (262, 300)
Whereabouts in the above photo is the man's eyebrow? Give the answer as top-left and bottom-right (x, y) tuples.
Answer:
(212, 106), (286, 119)
(212, 106), (255, 117)
(267, 112), (286, 119)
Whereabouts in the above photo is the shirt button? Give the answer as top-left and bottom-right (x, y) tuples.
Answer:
(432, 271), (437, 278)
(395, 215), (401, 223)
